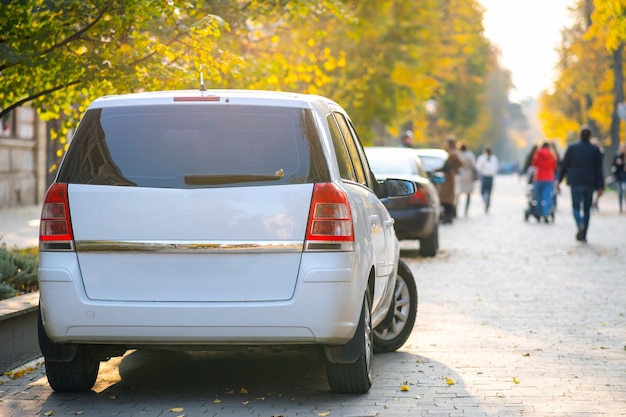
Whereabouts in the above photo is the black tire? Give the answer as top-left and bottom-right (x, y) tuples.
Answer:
(419, 224), (438, 257)
(373, 260), (418, 353)
(45, 348), (100, 392)
(327, 290), (373, 394)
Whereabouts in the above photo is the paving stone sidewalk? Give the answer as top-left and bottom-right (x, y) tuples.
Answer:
(0, 204), (40, 249)
(0, 175), (625, 417)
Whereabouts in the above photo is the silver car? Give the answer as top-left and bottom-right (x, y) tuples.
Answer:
(38, 89), (418, 394)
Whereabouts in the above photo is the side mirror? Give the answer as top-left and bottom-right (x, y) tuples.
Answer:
(429, 172), (445, 184)
(377, 178), (416, 198)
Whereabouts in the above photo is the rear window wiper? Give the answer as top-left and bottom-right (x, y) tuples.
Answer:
(184, 173), (283, 185)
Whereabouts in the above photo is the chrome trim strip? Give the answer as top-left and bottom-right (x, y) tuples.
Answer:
(74, 240), (303, 253)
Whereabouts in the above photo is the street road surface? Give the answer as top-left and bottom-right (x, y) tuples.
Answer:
(1, 175), (625, 417)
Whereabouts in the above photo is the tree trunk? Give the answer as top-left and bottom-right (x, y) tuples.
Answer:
(609, 43), (624, 177)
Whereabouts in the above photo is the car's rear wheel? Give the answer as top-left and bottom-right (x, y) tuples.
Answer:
(373, 260), (417, 353)
(327, 290), (373, 394)
(38, 307), (100, 392)
(419, 224), (438, 257)
(45, 347), (100, 392)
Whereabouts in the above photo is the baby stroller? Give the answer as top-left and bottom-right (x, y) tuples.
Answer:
(524, 168), (555, 223)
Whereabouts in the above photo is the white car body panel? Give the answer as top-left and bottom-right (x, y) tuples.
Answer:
(68, 183), (313, 302)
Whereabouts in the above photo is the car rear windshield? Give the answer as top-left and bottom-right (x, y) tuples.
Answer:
(57, 105), (328, 188)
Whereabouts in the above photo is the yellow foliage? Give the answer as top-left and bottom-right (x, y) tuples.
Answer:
(119, 44), (132, 54)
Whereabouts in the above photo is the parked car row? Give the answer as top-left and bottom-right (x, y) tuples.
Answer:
(364, 146), (443, 257)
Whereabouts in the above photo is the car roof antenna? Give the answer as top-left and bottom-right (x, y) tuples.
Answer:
(199, 65), (207, 92)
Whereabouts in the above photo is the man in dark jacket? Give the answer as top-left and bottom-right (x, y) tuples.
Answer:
(557, 125), (605, 242)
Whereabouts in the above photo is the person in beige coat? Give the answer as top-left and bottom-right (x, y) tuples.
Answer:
(439, 137), (463, 224)
(456, 142), (477, 217)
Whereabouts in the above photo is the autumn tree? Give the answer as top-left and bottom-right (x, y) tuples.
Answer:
(1, 0), (343, 169)
(540, 0), (626, 168)
(588, 0), (626, 162)
(3, 0), (502, 164)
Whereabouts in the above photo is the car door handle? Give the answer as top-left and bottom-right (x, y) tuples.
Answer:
(369, 215), (381, 231)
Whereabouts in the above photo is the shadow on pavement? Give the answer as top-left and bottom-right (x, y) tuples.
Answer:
(113, 349), (331, 396)
(36, 349), (482, 416)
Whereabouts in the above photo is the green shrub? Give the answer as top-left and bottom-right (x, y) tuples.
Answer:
(0, 241), (38, 301)
(0, 283), (17, 300)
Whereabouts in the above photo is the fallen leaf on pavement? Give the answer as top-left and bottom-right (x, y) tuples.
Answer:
(512, 377), (520, 384)
(214, 398), (222, 404)
(43, 411), (54, 416)
(240, 388), (248, 394)
(317, 412), (331, 416)
(168, 408), (184, 412)
(446, 378), (455, 385)
(400, 385), (410, 391)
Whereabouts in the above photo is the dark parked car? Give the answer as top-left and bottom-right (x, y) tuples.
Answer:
(364, 146), (442, 257)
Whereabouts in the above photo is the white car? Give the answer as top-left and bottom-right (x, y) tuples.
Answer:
(414, 148), (449, 175)
(38, 89), (418, 394)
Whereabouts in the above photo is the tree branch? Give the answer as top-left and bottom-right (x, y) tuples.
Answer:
(42, 4), (112, 56)
(0, 80), (82, 120)
(0, 3), (112, 73)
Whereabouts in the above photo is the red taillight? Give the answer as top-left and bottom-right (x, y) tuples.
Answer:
(306, 183), (354, 243)
(39, 183), (74, 243)
(408, 188), (429, 206)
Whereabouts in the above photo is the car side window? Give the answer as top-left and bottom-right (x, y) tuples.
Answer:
(333, 112), (367, 186)
(327, 114), (356, 181)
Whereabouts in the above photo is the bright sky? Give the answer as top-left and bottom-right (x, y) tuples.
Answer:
(479, 0), (576, 102)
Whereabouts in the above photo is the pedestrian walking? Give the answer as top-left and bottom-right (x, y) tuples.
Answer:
(557, 125), (605, 242)
(475, 146), (499, 213)
(611, 142), (626, 213)
(531, 142), (557, 223)
(590, 137), (604, 210)
(456, 142), (476, 217)
(521, 144), (538, 180)
(438, 137), (462, 224)
(400, 130), (414, 148)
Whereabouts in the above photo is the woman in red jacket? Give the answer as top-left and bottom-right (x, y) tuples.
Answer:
(531, 142), (557, 223)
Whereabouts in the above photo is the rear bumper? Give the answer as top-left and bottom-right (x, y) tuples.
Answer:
(38, 252), (367, 347)
(388, 207), (436, 240)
